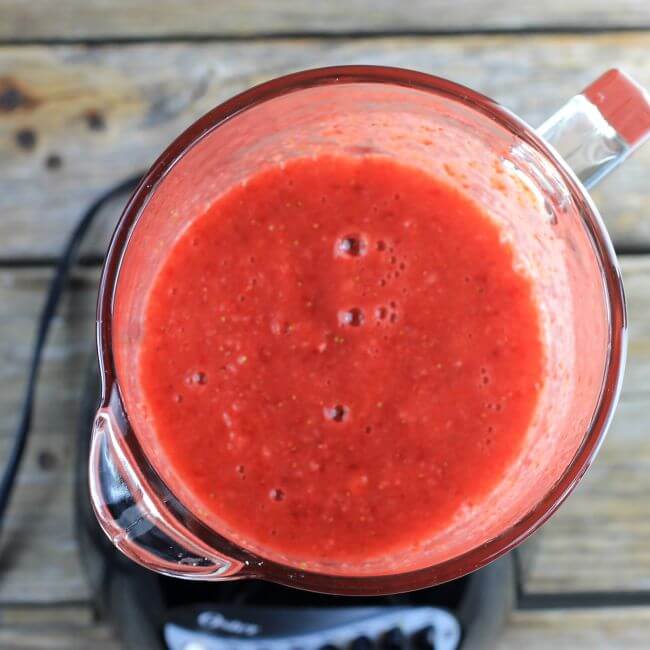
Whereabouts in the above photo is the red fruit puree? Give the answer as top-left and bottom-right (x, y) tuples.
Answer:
(136, 154), (543, 566)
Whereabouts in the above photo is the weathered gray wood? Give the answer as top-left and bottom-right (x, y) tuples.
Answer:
(4, 604), (650, 650)
(0, 267), (98, 604)
(496, 608), (650, 649)
(0, 627), (117, 649)
(1, 33), (649, 260)
(2, 604), (650, 649)
(0, 606), (118, 649)
(0, 257), (650, 603)
(1, 0), (649, 40)
(1, 604), (95, 625)
(524, 256), (650, 593)
(524, 395), (650, 592)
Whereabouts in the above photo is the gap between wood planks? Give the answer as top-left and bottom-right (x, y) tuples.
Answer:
(0, 256), (106, 269)
(0, 25), (649, 48)
(519, 590), (650, 610)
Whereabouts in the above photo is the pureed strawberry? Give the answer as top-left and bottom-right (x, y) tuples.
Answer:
(133, 153), (543, 567)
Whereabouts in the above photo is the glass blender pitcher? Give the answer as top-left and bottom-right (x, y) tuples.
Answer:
(90, 66), (650, 595)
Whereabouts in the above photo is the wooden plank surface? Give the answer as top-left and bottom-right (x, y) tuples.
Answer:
(524, 257), (650, 593)
(496, 608), (650, 649)
(2, 3), (650, 645)
(1, 605), (649, 649)
(0, 625), (117, 650)
(1, 257), (650, 604)
(1, 32), (650, 260)
(0, 267), (98, 604)
(0, 606), (118, 650)
(1, 0), (650, 40)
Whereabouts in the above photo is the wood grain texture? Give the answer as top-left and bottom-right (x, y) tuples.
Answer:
(0, 267), (98, 604)
(0, 606), (118, 649)
(496, 608), (650, 649)
(2, 606), (650, 649)
(524, 256), (650, 593)
(1, 0), (649, 40)
(1, 33), (649, 260)
(0, 257), (650, 603)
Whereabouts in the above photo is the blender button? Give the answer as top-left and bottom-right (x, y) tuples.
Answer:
(381, 627), (405, 649)
(412, 626), (436, 650)
(350, 636), (374, 650)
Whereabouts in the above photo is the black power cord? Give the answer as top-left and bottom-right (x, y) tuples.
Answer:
(0, 172), (143, 536)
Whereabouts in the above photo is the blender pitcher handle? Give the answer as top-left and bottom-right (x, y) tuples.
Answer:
(538, 69), (650, 189)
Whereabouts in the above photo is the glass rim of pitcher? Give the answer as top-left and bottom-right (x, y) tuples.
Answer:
(97, 65), (627, 594)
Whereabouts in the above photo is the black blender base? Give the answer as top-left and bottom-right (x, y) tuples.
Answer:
(75, 358), (515, 650)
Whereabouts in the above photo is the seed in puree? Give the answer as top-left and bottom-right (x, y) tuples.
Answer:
(135, 154), (543, 565)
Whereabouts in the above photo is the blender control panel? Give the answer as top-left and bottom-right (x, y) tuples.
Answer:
(164, 605), (461, 649)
